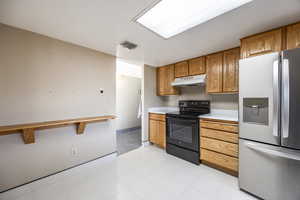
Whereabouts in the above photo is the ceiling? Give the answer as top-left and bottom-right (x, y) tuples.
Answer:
(0, 0), (300, 66)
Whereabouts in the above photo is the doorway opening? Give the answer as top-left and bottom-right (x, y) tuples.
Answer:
(116, 59), (142, 155)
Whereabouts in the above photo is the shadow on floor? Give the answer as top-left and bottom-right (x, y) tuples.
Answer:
(116, 128), (142, 155)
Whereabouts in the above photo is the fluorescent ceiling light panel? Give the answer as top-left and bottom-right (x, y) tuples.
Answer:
(136, 0), (252, 39)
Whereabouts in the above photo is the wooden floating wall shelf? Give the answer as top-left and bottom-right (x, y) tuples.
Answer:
(0, 115), (116, 144)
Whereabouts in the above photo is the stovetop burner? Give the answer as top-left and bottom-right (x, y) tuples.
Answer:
(166, 100), (210, 118)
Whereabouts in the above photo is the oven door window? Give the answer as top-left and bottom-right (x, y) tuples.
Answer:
(167, 118), (198, 151)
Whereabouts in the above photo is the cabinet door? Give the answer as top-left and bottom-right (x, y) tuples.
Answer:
(188, 57), (206, 75)
(206, 53), (223, 93)
(157, 121), (166, 148)
(157, 65), (179, 96)
(149, 119), (157, 144)
(241, 28), (283, 59)
(175, 61), (189, 78)
(156, 67), (166, 96)
(287, 22), (300, 50)
(223, 48), (240, 93)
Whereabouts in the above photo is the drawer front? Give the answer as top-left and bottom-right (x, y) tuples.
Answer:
(200, 120), (238, 133)
(201, 128), (238, 144)
(200, 137), (238, 157)
(201, 148), (238, 172)
(149, 113), (166, 122)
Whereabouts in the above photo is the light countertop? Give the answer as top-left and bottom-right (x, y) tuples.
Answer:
(148, 107), (178, 114)
(148, 107), (239, 122)
(199, 109), (239, 122)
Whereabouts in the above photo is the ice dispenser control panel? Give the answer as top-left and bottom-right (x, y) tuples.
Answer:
(243, 98), (269, 125)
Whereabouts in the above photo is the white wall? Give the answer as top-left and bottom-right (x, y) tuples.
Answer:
(0, 24), (116, 192)
(142, 65), (165, 142)
(116, 74), (141, 130)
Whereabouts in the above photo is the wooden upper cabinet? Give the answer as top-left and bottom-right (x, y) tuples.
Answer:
(175, 61), (189, 78)
(157, 65), (180, 96)
(287, 22), (300, 50)
(188, 57), (206, 75)
(157, 66), (166, 95)
(206, 53), (223, 93)
(240, 28), (283, 59)
(223, 48), (240, 93)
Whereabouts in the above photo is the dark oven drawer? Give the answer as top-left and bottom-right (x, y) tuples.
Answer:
(166, 117), (199, 152)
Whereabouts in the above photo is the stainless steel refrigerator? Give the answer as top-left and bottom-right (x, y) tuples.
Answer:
(239, 48), (300, 200)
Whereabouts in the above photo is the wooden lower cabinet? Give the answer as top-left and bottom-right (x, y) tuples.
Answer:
(149, 113), (166, 148)
(201, 149), (238, 172)
(200, 118), (239, 176)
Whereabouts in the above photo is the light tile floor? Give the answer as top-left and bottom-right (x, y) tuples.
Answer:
(0, 145), (258, 200)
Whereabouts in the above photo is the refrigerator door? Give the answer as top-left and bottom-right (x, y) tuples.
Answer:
(239, 53), (280, 145)
(239, 139), (300, 200)
(282, 48), (300, 150)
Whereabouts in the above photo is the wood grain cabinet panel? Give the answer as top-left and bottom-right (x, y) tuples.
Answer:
(200, 137), (238, 157)
(200, 119), (239, 175)
(158, 121), (166, 148)
(201, 149), (238, 172)
(149, 114), (166, 149)
(223, 48), (240, 93)
(149, 113), (166, 121)
(175, 61), (189, 78)
(201, 128), (238, 144)
(206, 53), (223, 93)
(287, 22), (300, 50)
(188, 57), (206, 75)
(157, 66), (166, 95)
(200, 120), (238, 133)
(149, 119), (157, 144)
(157, 65), (180, 96)
(241, 28), (283, 59)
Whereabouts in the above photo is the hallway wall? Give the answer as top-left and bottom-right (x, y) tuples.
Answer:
(116, 74), (141, 130)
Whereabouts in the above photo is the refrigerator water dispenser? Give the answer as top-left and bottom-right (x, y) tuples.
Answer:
(243, 98), (268, 125)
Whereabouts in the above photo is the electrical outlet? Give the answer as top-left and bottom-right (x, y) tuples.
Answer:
(71, 146), (78, 156)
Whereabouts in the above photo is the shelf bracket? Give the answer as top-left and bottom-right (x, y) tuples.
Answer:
(76, 122), (86, 134)
(22, 129), (35, 144)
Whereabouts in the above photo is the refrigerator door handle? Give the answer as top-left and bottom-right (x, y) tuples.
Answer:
(273, 60), (280, 137)
(282, 58), (290, 139)
(245, 142), (300, 161)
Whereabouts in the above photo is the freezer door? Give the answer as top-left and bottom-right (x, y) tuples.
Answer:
(239, 53), (280, 145)
(282, 48), (300, 150)
(239, 139), (300, 200)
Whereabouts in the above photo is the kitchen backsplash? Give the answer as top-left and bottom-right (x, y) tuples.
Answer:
(162, 87), (238, 110)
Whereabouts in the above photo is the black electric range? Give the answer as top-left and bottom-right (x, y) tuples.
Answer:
(166, 100), (210, 164)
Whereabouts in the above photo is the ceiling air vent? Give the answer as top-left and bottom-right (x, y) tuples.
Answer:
(120, 41), (138, 50)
